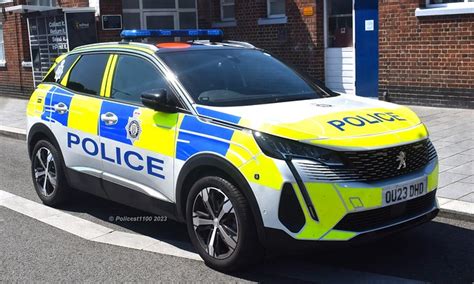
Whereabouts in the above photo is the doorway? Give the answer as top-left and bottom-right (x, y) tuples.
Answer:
(324, 0), (379, 97)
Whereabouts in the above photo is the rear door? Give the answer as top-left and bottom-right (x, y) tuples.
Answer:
(98, 53), (180, 203)
(50, 53), (111, 195)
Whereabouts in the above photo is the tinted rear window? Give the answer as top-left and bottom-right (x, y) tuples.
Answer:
(66, 54), (109, 96)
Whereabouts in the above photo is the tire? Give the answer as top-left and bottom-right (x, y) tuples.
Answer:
(186, 176), (264, 272)
(31, 140), (70, 206)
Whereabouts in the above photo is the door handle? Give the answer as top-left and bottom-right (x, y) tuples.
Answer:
(53, 102), (68, 114)
(100, 112), (118, 126)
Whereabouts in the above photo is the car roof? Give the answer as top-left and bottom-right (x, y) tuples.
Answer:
(72, 40), (256, 55)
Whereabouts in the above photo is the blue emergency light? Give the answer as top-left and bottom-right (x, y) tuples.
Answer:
(120, 29), (224, 39)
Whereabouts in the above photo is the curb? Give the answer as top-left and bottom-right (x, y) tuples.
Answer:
(0, 127), (472, 223)
(0, 126), (26, 141)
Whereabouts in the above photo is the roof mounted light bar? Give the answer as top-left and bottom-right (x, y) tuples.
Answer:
(120, 29), (224, 40)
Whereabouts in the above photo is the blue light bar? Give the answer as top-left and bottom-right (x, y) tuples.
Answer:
(120, 29), (224, 39)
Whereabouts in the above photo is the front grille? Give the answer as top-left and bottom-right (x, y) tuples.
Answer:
(333, 190), (437, 232)
(293, 139), (437, 182)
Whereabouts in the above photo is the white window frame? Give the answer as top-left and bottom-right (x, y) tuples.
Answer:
(26, 0), (57, 6)
(0, 22), (5, 66)
(426, 0), (474, 8)
(220, 0), (235, 21)
(267, 0), (286, 18)
(122, 0), (198, 29)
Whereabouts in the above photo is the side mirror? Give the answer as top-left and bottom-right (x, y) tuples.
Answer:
(141, 89), (178, 113)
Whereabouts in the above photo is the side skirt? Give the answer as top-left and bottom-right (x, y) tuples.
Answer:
(65, 168), (180, 221)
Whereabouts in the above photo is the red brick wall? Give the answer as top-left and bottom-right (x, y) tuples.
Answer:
(0, 2), (34, 97)
(198, 0), (325, 82)
(379, 0), (474, 108)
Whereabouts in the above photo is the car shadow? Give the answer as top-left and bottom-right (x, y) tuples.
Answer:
(57, 191), (473, 283)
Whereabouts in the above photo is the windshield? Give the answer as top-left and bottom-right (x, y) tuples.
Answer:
(159, 49), (335, 107)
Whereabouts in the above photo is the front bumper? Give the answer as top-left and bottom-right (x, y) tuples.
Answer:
(254, 158), (439, 242)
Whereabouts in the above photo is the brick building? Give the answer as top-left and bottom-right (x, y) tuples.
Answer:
(0, 0), (473, 108)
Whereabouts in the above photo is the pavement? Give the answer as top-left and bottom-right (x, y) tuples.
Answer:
(0, 135), (473, 282)
(1, 96), (473, 219)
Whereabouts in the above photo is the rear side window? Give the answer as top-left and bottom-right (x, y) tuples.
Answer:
(43, 54), (79, 84)
(66, 54), (109, 96)
(111, 54), (171, 104)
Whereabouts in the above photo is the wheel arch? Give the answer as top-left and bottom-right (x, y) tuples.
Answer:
(28, 123), (61, 159)
(175, 153), (266, 243)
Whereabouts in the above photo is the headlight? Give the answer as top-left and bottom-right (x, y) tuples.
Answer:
(253, 132), (344, 165)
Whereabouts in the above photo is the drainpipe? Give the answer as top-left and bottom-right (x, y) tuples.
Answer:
(14, 13), (25, 96)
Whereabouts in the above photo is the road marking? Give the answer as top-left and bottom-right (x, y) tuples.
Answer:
(0, 190), (201, 261)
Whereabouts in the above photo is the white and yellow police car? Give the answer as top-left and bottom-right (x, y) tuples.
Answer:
(27, 29), (439, 271)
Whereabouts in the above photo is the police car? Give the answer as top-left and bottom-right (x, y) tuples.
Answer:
(27, 29), (439, 271)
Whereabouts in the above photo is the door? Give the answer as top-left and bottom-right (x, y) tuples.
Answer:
(49, 53), (111, 197)
(354, 0), (379, 97)
(325, 0), (355, 95)
(99, 54), (179, 202)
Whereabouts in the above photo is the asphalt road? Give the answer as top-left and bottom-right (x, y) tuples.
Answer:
(0, 136), (473, 283)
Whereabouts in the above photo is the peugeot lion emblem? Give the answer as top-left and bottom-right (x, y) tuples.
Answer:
(396, 151), (407, 170)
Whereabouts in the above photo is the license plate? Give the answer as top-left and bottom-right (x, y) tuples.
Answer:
(382, 177), (427, 206)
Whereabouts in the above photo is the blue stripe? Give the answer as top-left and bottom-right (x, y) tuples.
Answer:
(50, 87), (73, 126)
(99, 101), (137, 145)
(176, 131), (230, 161)
(196, 106), (241, 124)
(180, 115), (234, 141)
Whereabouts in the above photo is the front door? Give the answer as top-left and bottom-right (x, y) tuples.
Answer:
(354, 0), (379, 97)
(99, 53), (179, 203)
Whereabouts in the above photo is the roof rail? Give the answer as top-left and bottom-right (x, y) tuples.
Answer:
(189, 39), (256, 49)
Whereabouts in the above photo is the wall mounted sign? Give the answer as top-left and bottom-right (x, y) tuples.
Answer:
(303, 6), (314, 16)
(102, 15), (123, 30)
(365, 19), (374, 31)
(27, 11), (97, 86)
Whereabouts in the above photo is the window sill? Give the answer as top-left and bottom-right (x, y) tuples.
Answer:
(212, 20), (237, 28)
(415, 5), (474, 17)
(0, 61), (6, 67)
(258, 16), (287, 26)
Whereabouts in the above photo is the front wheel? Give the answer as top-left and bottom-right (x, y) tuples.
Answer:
(31, 140), (70, 206)
(186, 176), (263, 271)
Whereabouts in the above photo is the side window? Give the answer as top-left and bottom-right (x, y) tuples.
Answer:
(43, 54), (79, 83)
(111, 55), (171, 104)
(66, 54), (109, 96)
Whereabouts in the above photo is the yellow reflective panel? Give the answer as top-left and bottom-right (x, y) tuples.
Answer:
(132, 107), (179, 157)
(100, 55), (115, 97)
(68, 95), (102, 135)
(295, 182), (347, 240)
(238, 154), (284, 190)
(225, 130), (260, 168)
(105, 55), (118, 98)
(27, 84), (54, 118)
(321, 230), (358, 241)
(335, 184), (383, 211)
(427, 163), (439, 192)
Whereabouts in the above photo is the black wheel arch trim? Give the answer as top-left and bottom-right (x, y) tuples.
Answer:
(175, 153), (266, 243)
(28, 123), (62, 159)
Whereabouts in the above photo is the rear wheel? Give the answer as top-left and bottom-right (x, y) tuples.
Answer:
(31, 140), (70, 206)
(186, 176), (263, 271)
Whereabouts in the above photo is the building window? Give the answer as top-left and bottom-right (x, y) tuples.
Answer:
(427, 0), (474, 7)
(26, 0), (57, 6)
(220, 0), (235, 21)
(122, 0), (197, 29)
(0, 23), (5, 65)
(267, 0), (285, 18)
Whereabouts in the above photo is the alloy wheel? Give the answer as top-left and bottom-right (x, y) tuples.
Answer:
(33, 147), (57, 197)
(192, 187), (239, 259)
